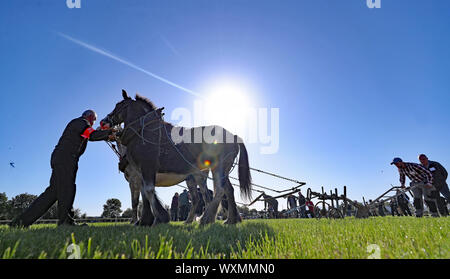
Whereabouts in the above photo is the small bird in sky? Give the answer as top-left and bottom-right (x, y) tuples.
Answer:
(9, 162), (15, 168)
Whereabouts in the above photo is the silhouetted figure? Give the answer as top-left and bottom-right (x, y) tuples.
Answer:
(11, 110), (113, 227)
(178, 189), (190, 221)
(170, 192), (179, 221)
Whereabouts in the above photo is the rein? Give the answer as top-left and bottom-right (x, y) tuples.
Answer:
(107, 101), (241, 182)
(120, 108), (165, 145)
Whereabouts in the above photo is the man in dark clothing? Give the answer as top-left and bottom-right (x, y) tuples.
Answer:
(178, 189), (190, 221)
(11, 110), (113, 227)
(346, 203), (353, 217)
(368, 200), (377, 216)
(170, 192), (179, 221)
(286, 194), (298, 218)
(286, 195), (297, 210)
(263, 194), (278, 218)
(391, 157), (438, 217)
(378, 203), (386, 217)
(390, 198), (399, 216)
(419, 154), (449, 216)
(298, 191), (307, 218)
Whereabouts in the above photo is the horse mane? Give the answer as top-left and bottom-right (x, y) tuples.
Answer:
(135, 93), (173, 128)
(135, 94), (157, 111)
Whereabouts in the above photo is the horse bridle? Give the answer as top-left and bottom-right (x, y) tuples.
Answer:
(102, 99), (133, 128)
(103, 99), (166, 145)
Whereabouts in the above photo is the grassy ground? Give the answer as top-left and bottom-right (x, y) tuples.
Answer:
(0, 217), (448, 259)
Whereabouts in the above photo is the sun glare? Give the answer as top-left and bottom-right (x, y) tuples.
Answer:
(203, 81), (253, 134)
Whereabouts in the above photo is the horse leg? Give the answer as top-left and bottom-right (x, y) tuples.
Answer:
(200, 167), (225, 225)
(185, 175), (199, 224)
(196, 171), (212, 206)
(141, 171), (170, 226)
(223, 177), (241, 224)
(130, 183), (140, 224)
(138, 190), (154, 226)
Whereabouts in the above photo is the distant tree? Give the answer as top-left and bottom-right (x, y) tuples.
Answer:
(121, 208), (134, 218)
(0, 192), (9, 220)
(237, 205), (250, 216)
(8, 193), (37, 219)
(80, 213), (87, 219)
(73, 208), (82, 219)
(101, 198), (122, 218)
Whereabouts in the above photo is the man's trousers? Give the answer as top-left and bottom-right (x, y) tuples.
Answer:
(410, 181), (439, 217)
(13, 152), (78, 227)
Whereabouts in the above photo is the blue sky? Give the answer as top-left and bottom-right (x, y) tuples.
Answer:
(1, 0), (449, 215)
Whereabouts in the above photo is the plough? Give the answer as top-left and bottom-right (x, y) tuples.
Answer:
(306, 186), (370, 219)
(364, 185), (415, 213)
(105, 139), (422, 219)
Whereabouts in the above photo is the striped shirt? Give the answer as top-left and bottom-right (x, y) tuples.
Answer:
(398, 162), (433, 185)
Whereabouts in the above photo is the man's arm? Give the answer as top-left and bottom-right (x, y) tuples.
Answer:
(436, 162), (448, 180)
(89, 129), (113, 141)
(81, 127), (113, 141)
(399, 171), (406, 187)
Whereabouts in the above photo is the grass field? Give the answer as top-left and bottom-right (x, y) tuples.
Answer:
(0, 217), (448, 259)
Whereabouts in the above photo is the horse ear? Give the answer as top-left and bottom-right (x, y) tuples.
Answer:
(122, 89), (130, 100)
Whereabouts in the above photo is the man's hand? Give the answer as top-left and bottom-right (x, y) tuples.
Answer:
(108, 133), (116, 141)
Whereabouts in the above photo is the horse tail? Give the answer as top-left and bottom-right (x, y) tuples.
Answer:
(238, 142), (252, 201)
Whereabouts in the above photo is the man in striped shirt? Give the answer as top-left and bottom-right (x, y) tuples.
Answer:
(391, 157), (439, 217)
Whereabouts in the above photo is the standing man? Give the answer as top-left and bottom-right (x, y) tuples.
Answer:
(11, 110), (114, 227)
(378, 202), (386, 217)
(263, 194), (278, 218)
(298, 191), (306, 218)
(389, 198), (399, 216)
(368, 200), (377, 216)
(286, 194), (298, 218)
(170, 192), (179, 221)
(391, 157), (438, 217)
(305, 198), (315, 218)
(178, 189), (190, 221)
(286, 194), (297, 210)
(418, 154), (449, 215)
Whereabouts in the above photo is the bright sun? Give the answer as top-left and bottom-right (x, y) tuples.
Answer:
(203, 81), (252, 134)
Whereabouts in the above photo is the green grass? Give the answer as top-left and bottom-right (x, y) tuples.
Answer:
(0, 217), (448, 259)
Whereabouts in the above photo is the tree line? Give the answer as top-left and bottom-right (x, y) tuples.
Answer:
(0, 192), (256, 220)
(0, 193), (133, 220)
(0, 192), (85, 220)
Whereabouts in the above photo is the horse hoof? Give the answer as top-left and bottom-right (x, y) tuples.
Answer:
(138, 220), (153, 227)
(225, 218), (238, 225)
(152, 218), (170, 227)
(199, 217), (214, 225)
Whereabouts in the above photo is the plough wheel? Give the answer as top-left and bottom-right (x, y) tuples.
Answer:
(313, 202), (329, 219)
(327, 207), (344, 219)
